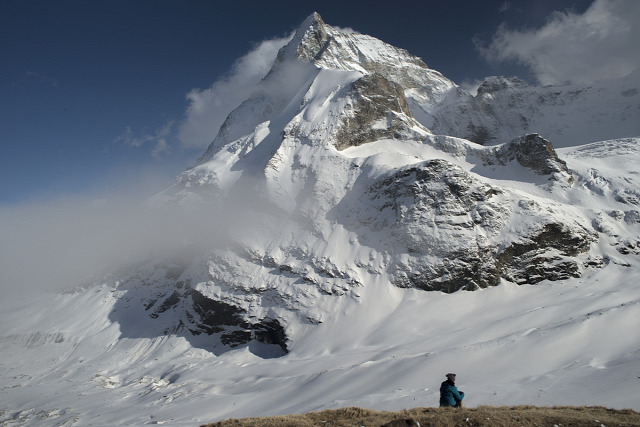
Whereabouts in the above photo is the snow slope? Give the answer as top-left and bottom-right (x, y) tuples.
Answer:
(1, 220), (639, 425)
(1, 13), (640, 427)
(419, 71), (640, 148)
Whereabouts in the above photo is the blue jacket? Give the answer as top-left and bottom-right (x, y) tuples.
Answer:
(439, 380), (464, 407)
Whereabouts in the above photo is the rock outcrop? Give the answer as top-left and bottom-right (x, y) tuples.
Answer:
(335, 73), (423, 150)
(337, 159), (594, 293)
(495, 134), (573, 181)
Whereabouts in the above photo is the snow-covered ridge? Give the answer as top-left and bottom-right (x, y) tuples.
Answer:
(425, 70), (640, 147)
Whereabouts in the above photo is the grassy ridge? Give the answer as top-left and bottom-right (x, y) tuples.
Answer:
(201, 405), (640, 426)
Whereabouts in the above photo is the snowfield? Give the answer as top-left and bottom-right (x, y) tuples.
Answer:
(1, 140), (639, 426)
(1, 268), (640, 426)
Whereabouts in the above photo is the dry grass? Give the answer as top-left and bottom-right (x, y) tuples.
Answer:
(201, 405), (640, 427)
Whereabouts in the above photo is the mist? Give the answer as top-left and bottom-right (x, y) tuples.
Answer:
(177, 35), (292, 150)
(0, 31), (325, 300)
(0, 181), (263, 298)
(0, 52), (319, 302)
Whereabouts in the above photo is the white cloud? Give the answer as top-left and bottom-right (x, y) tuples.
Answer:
(334, 26), (356, 34)
(177, 35), (292, 150)
(0, 173), (283, 298)
(114, 121), (174, 158)
(478, 0), (640, 85)
(114, 126), (138, 146)
(151, 138), (170, 159)
(459, 78), (484, 96)
(0, 195), (165, 295)
(498, 2), (512, 13)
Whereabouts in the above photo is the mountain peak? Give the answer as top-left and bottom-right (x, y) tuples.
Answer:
(276, 11), (330, 64)
(275, 12), (444, 88)
(299, 11), (324, 31)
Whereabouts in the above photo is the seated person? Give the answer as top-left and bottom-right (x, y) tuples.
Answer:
(439, 373), (464, 408)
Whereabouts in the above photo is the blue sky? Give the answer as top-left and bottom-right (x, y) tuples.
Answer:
(2, 0), (637, 204)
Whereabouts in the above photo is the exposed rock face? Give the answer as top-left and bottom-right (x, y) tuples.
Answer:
(497, 223), (592, 284)
(484, 133), (574, 184)
(109, 256), (289, 356)
(337, 159), (594, 293)
(371, 160), (506, 292)
(288, 12), (431, 77)
(497, 134), (570, 177)
(186, 288), (287, 352)
(335, 73), (423, 150)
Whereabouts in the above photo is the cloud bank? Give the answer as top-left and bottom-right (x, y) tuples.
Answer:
(478, 0), (640, 85)
(177, 35), (292, 150)
(0, 187), (266, 296)
(2, 35), (304, 298)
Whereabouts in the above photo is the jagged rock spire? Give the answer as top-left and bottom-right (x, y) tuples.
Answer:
(277, 12), (328, 63)
(300, 11), (324, 29)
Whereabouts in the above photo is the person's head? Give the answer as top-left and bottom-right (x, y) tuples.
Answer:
(446, 373), (456, 383)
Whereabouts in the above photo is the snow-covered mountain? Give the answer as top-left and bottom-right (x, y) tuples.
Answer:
(424, 71), (640, 147)
(2, 12), (639, 426)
